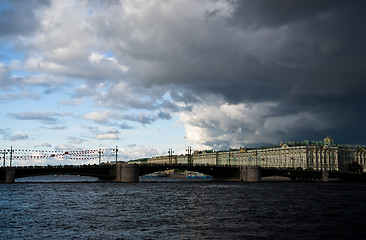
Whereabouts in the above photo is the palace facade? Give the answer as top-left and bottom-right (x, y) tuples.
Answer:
(130, 137), (366, 171)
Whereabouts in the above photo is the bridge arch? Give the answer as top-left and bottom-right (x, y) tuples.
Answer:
(138, 164), (241, 180)
(0, 166), (115, 182)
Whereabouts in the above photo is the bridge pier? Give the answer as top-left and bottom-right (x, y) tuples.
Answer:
(115, 163), (139, 183)
(240, 166), (261, 182)
(322, 170), (330, 182)
(5, 168), (15, 183)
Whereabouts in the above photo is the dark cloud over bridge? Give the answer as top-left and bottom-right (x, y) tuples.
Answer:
(0, 0), (365, 158)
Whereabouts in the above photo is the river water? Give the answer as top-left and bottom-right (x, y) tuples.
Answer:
(1, 176), (366, 239)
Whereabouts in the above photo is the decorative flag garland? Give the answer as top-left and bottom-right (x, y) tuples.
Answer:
(1, 148), (119, 162)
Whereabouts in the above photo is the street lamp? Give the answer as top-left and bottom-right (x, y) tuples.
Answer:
(9, 147), (14, 167)
(115, 146), (118, 164)
(186, 146), (192, 165)
(168, 148), (174, 164)
(98, 149), (103, 165)
(2, 150), (8, 167)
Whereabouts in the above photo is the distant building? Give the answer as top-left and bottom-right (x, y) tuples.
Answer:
(130, 137), (366, 171)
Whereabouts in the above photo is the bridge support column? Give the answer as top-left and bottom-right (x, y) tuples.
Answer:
(115, 163), (139, 183)
(322, 170), (330, 182)
(240, 166), (261, 182)
(5, 168), (15, 183)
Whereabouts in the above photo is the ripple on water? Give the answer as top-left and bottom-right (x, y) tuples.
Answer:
(1, 178), (366, 239)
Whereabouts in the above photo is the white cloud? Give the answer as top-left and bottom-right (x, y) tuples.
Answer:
(97, 133), (119, 140)
(97, 130), (119, 140)
(9, 111), (72, 124)
(88, 52), (104, 63)
(1, 0), (365, 154)
(68, 137), (85, 145)
(179, 98), (276, 148)
(118, 145), (164, 160)
(54, 144), (77, 151)
(8, 133), (29, 141)
(9, 60), (22, 70)
(38, 143), (52, 148)
(24, 57), (66, 73)
(88, 51), (129, 73)
(0, 63), (11, 88)
(179, 97), (334, 149)
(22, 74), (66, 86)
(84, 110), (113, 123)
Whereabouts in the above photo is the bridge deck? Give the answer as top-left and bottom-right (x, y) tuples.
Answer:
(1, 165), (366, 182)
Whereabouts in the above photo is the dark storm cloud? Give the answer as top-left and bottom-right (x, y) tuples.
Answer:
(192, 1), (366, 144)
(85, 0), (366, 145)
(122, 1), (365, 105)
(3, 0), (364, 148)
(231, 0), (362, 29)
(197, 0), (366, 103)
(0, 0), (49, 37)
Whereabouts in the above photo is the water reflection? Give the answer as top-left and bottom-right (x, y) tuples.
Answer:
(15, 174), (100, 182)
(15, 175), (213, 183)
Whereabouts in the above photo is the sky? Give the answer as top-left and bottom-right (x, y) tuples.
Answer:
(1, 0), (366, 165)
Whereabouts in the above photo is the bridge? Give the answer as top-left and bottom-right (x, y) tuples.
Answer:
(1, 163), (366, 183)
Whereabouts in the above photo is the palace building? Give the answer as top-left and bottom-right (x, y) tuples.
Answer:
(130, 137), (365, 171)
